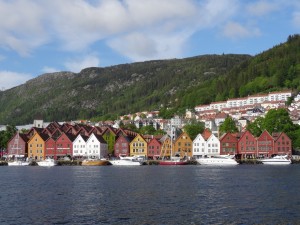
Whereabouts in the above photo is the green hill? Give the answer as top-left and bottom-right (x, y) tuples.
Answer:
(0, 34), (299, 125)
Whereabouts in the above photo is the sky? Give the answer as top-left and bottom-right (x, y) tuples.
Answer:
(0, 0), (299, 90)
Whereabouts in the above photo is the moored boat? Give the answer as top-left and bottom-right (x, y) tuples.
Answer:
(196, 155), (238, 166)
(159, 156), (188, 165)
(81, 158), (110, 166)
(260, 155), (291, 165)
(109, 155), (143, 166)
(8, 160), (29, 166)
(37, 158), (57, 167)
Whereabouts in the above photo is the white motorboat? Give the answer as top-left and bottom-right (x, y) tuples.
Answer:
(37, 158), (57, 167)
(8, 160), (29, 166)
(196, 155), (238, 166)
(109, 155), (143, 166)
(260, 155), (291, 165)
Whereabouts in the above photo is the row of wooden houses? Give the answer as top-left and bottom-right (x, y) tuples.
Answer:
(6, 122), (292, 160)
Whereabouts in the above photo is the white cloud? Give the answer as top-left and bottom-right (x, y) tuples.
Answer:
(222, 21), (261, 39)
(292, 11), (300, 28)
(0, 71), (33, 90)
(41, 66), (60, 74)
(0, 0), (48, 56)
(246, 1), (279, 17)
(64, 54), (100, 72)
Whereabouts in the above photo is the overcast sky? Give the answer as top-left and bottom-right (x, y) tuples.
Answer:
(0, 0), (299, 90)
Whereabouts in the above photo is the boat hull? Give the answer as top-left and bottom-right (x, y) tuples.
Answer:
(37, 159), (57, 167)
(196, 158), (238, 166)
(8, 161), (29, 166)
(81, 160), (110, 166)
(260, 159), (291, 165)
(110, 160), (141, 166)
(159, 161), (188, 165)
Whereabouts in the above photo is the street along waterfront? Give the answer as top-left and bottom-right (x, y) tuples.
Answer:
(0, 165), (299, 224)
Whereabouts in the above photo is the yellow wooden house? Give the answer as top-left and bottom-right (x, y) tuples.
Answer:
(160, 135), (173, 158)
(174, 132), (193, 158)
(28, 132), (49, 160)
(130, 134), (147, 158)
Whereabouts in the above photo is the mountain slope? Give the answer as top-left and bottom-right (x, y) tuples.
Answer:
(0, 54), (250, 124)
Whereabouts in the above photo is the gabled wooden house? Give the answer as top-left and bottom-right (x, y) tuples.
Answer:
(28, 132), (49, 160)
(219, 132), (238, 155)
(174, 132), (193, 158)
(7, 132), (29, 159)
(130, 134), (147, 158)
(114, 135), (134, 157)
(147, 137), (162, 159)
(237, 130), (257, 159)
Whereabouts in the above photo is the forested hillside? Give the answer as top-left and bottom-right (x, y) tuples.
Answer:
(178, 34), (300, 109)
(0, 34), (299, 125)
(0, 54), (250, 125)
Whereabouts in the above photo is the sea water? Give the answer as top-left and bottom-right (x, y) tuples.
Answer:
(0, 165), (299, 224)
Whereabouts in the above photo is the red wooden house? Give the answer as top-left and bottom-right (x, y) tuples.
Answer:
(55, 132), (76, 159)
(257, 130), (274, 157)
(45, 136), (57, 159)
(147, 137), (162, 159)
(272, 132), (292, 156)
(237, 130), (257, 159)
(7, 132), (29, 159)
(114, 135), (134, 157)
(219, 133), (238, 155)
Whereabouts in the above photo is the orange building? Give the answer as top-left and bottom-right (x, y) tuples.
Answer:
(174, 132), (193, 158)
(28, 132), (49, 160)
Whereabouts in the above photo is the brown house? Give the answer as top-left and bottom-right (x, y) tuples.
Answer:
(114, 135), (134, 157)
(220, 133), (238, 155)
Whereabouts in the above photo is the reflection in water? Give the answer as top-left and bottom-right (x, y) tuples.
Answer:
(0, 165), (299, 224)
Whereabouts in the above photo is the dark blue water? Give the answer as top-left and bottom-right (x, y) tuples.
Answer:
(0, 165), (299, 225)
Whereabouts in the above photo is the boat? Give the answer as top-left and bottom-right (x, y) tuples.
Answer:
(196, 155), (239, 166)
(8, 160), (29, 166)
(81, 158), (110, 166)
(37, 158), (57, 167)
(260, 155), (291, 165)
(109, 155), (143, 166)
(159, 156), (188, 165)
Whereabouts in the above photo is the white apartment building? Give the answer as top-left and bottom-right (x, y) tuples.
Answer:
(195, 90), (292, 112)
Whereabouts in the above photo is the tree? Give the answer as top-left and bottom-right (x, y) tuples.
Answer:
(139, 125), (156, 135)
(263, 108), (293, 133)
(0, 125), (17, 150)
(219, 116), (238, 135)
(183, 120), (205, 140)
(246, 117), (264, 137)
